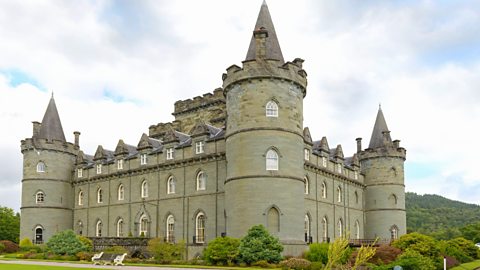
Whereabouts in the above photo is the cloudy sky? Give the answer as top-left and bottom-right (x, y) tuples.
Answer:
(1, 0), (479, 212)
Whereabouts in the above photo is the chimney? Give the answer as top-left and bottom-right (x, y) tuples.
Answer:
(32, 121), (41, 137)
(253, 27), (269, 60)
(393, 140), (400, 148)
(356, 138), (362, 153)
(74, 131), (81, 148)
(382, 131), (391, 146)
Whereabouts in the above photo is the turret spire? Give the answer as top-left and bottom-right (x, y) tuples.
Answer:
(368, 106), (391, 149)
(245, 1), (284, 63)
(37, 95), (66, 142)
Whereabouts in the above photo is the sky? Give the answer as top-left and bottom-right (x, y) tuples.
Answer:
(0, 0), (479, 212)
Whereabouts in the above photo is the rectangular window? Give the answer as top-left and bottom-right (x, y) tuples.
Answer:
(96, 164), (102, 174)
(140, 154), (147, 165)
(166, 148), (174, 160)
(322, 157), (327, 167)
(354, 171), (358, 180)
(77, 168), (83, 178)
(304, 149), (310, 161)
(337, 163), (342, 174)
(117, 159), (123, 170)
(195, 141), (205, 154)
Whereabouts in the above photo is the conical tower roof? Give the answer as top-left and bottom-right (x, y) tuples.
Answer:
(37, 95), (66, 142)
(245, 1), (284, 63)
(368, 107), (391, 149)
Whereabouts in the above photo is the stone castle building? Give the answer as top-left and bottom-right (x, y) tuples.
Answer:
(20, 2), (406, 256)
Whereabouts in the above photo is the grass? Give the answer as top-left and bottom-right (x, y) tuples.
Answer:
(451, 260), (480, 270)
(0, 263), (113, 270)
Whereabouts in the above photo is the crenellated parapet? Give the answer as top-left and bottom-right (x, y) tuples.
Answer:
(222, 58), (307, 96)
(21, 138), (78, 156)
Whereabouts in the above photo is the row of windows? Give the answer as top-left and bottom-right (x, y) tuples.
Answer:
(77, 171), (208, 205)
(303, 179), (360, 204)
(85, 212), (206, 243)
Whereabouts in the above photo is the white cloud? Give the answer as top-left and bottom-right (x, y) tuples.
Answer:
(0, 0), (479, 212)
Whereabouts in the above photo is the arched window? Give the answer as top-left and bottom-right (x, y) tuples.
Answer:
(167, 176), (176, 194)
(266, 149), (279, 171)
(390, 194), (398, 205)
(166, 215), (175, 243)
(390, 225), (399, 240)
(267, 207), (280, 233)
(322, 182), (327, 198)
(139, 215), (148, 237)
(354, 191), (359, 204)
(304, 214), (311, 243)
(34, 226), (43, 244)
(322, 217), (328, 241)
(141, 180), (148, 198)
(354, 220), (360, 239)
(36, 162), (45, 172)
(117, 218), (124, 237)
(118, 184), (124, 201)
(195, 212), (205, 243)
(266, 100), (278, 117)
(96, 220), (103, 237)
(78, 221), (83, 235)
(97, 188), (103, 203)
(196, 171), (206, 191)
(338, 219), (343, 238)
(78, 191), (83, 206)
(304, 177), (309, 195)
(36, 191), (45, 204)
(337, 186), (342, 203)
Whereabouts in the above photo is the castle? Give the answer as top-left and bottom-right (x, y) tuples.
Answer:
(20, 2), (406, 256)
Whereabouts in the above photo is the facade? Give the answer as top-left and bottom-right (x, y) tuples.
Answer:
(20, 2), (406, 256)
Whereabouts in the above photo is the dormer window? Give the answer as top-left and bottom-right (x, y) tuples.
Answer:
(195, 141), (205, 154)
(117, 159), (123, 170)
(166, 148), (174, 160)
(140, 154), (147, 165)
(77, 168), (83, 178)
(266, 101), (278, 117)
(336, 163), (342, 174)
(304, 149), (310, 161)
(322, 157), (327, 167)
(96, 164), (102, 174)
(36, 162), (45, 173)
(354, 171), (358, 180)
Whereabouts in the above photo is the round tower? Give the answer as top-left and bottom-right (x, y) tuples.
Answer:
(20, 96), (78, 244)
(359, 108), (406, 240)
(222, 2), (308, 252)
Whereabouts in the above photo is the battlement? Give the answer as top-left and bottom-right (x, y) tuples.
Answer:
(21, 138), (79, 156)
(173, 88), (225, 116)
(358, 146), (406, 161)
(222, 58), (307, 95)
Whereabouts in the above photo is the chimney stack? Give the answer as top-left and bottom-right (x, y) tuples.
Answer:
(356, 138), (362, 153)
(253, 27), (269, 60)
(74, 131), (81, 148)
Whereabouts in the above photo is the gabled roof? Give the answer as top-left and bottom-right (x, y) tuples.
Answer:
(115, 139), (138, 156)
(245, 1), (284, 63)
(368, 107), (392, 149)
(37, 95), (66, 142)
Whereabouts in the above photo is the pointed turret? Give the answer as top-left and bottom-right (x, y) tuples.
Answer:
(368, 107), (391, 149)
(37, 95), (66, 142)
(245, 1), (284, 63)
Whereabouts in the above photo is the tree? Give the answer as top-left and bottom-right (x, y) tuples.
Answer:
(46, 230), (89, 255)
(0, 207), (20, 243)
(392, 232), (442, 268)
(203, 236), (240, 265)
(460, 222), (480, 243)
(239, 225), (283, 264)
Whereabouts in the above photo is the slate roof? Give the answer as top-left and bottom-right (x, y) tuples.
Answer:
(37, 95), (66, 142)
(368, 107), (392, 149)
(245, 0), (284, 63)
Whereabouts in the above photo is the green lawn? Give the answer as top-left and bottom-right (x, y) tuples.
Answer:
(0, 263), (112, 270)
(451, 260), (480, 270)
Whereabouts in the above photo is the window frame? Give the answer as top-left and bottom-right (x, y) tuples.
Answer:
(166, 215), (175, 243)
(36, 191), (45, 204)
(265, 100), (279, 117)
(266, 149), (279, 171)
(96, 220), (103, 237)
(139, 215), (148, 237)
(141, 180), (148, 198)
(117, 218), (124, 237)
(304, 149), (310, 161)
(166, 148), (174, 160)
(196, 171), (206, 191)
(195, 212), (206, 243)
(117, 159), (123, 170)
(36, 162), (45, 173)
(304, 177), (309, 195)
(118, 184), (124, 201)
(96, 164), (102, 174)
(77, 168), (83, 178)
(78, 191), (84, 206)
(97, 188), (103, 203)
(167, 176), (176, 194)
(321, 182), (327, 198)
(195, 141), (205, 154)
(140, 154), (147, 165)
(337, 186), (342, 203)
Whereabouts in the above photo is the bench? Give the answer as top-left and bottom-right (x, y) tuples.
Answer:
(92, 252), (127, 266)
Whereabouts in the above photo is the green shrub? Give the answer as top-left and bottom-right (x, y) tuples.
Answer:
(0, 240), (19, 253)
(309, 261), (324, 270)
(252, 260), (274, 268)
(373, 249), (436, 270)
(147, 238), (185, 263)
(46, 230), (89, 255)
(103, 245), (128, 254)
(76, 251), (93, 261)
(304, 243), (329, 264)
(0, 242), (5, 253)
(19, 237), (34, 250)
(203, 236), (240, 265)
(239, 225), (283, 264)
(77, 236), (93, 252)
(279, 257), (312, 270)
(441, 237), (478, 263)
(392, 232), (440, 259)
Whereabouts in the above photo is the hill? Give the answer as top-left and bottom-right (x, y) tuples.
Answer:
(406, 192), (480, 236)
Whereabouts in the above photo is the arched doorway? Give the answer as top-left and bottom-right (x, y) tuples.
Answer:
(35, 226), (44, 244)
